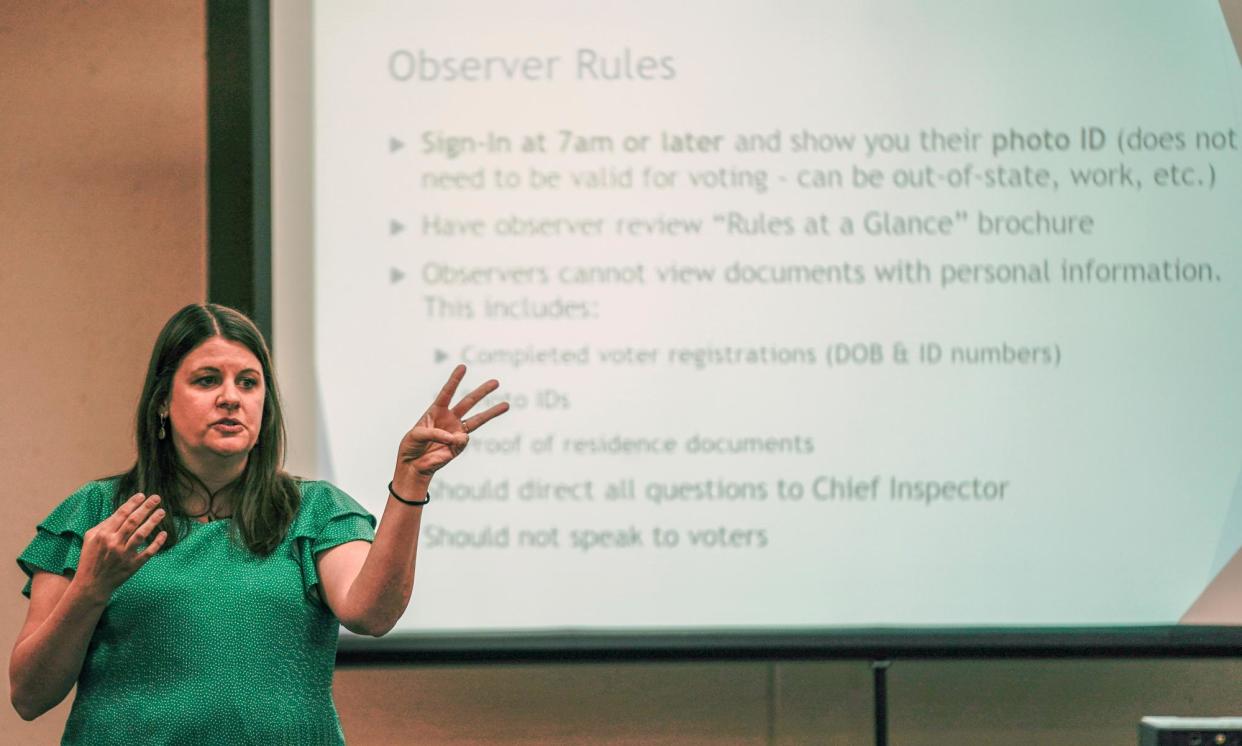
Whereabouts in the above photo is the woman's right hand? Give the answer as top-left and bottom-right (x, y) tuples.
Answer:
(74, 493), (168, 603)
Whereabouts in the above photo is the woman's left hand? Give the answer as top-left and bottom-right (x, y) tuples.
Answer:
(393, 364), (509, 481)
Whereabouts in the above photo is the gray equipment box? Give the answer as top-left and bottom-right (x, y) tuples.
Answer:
(1139, 717), (1242, 746)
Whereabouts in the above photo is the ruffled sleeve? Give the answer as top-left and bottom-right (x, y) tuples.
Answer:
(291, 480), (377, 607)
(17, 480), (115, 598)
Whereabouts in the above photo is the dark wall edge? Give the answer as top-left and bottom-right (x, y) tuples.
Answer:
(207, 0), (273, 343)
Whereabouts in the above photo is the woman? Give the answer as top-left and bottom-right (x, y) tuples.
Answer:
(9, 303), (507, 744)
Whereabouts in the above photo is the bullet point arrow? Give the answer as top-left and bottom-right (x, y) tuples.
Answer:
(390, 267), (405, 284)
(390, 219), (405, 236)
(389, 136), (404, 153)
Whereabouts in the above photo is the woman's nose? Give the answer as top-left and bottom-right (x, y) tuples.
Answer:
(217, 383), (241, 408)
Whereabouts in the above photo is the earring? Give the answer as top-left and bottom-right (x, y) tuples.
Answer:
(159, 413), (167, 440)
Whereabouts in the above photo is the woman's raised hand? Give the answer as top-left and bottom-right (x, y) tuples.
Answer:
(394, 365), (509, 480)
(75, 493), (167, 602)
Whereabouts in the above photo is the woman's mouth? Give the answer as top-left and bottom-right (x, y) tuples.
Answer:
(211, 419), (244, 434)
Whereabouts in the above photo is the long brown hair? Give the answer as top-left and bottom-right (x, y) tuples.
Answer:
(115, 303), (300, 555)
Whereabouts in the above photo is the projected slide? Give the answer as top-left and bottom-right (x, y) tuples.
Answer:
(304, 0), (1242, 633)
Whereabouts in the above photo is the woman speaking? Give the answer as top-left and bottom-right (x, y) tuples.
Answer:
(10, 303), (508, 744)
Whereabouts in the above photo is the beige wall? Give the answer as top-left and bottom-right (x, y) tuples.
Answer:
(0, 1), (207, 742)
(332, 659), (1242, 745)
(1227, 0), (1242, 63)
(1, 2), (1240, 745)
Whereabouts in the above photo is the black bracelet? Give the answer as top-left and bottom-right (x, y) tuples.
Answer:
(388, 480), (431, 506)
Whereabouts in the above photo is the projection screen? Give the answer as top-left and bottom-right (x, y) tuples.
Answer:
(271, 0), (1242, 652)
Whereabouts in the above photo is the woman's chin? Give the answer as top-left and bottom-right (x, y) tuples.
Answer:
(171, 435), (256, 470)
(204, 441), (256, 460)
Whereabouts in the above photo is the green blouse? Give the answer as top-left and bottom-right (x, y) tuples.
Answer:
(16, 478), (376, 746)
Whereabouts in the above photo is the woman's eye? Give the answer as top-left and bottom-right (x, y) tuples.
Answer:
(239, 378), (259, 389)
(195, 376), (217, 386)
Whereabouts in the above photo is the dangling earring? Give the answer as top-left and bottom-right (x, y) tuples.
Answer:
(159, 413), (167, 440)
